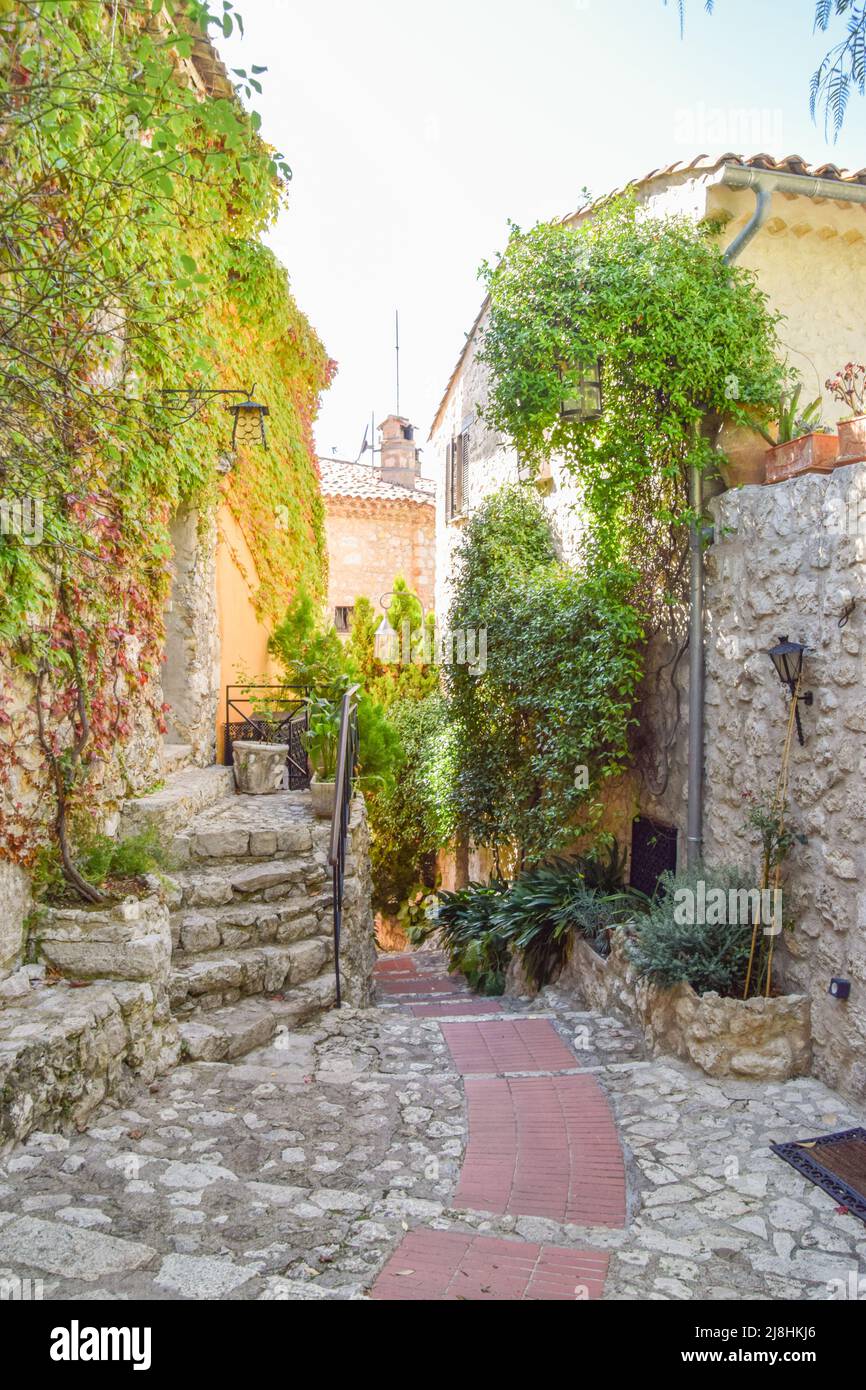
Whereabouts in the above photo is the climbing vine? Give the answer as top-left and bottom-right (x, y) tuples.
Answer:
(0, 1), (331, 887)
(478, 197), (785, 620)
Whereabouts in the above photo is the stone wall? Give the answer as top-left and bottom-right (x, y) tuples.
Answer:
(555, 932), (811, 1082)
(0, 860), (30, 978)
(339, 797), (378, 1008)
(163, 505), (220, 764)
(324, 496), (436, 624)
(703, 462), (866, 1098)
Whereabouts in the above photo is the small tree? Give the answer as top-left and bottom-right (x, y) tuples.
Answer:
(445, 486), (643, 870)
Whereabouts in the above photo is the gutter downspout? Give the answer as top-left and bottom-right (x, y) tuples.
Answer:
(686, 170), (774, 870)
(685, 163), (866, 870)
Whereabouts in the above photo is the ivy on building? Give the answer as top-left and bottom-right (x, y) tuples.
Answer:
(0, 1), (331, 890)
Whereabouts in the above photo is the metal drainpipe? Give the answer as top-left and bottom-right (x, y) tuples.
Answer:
(686, 176), (774, 871)
(686, 163), (866, 869)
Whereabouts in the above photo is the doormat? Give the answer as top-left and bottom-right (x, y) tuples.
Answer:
(771, 1127), (866, 1223)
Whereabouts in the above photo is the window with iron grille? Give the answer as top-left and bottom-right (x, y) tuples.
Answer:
(334, 605), (353, 634)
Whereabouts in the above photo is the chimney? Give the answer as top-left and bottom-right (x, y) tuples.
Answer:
(378, 414), (420, 490)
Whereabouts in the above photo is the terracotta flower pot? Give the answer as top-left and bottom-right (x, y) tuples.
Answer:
(764, 432), (839, 485)
(836, 413), (866, 464)
(717, 422), (768, 487)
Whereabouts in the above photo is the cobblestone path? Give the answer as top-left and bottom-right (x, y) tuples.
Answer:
(0, 951), (864, 1300)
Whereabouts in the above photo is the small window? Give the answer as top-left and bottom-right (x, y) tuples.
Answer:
(445, 427), (470, 521)
(334, 606), (353, 634)
(629, 816), (677, 898)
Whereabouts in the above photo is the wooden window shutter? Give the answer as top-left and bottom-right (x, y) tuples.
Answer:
(445, 440), (453, 521)
(454, 432), (464, 515)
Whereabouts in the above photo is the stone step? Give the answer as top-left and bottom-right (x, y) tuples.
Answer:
(0, 976), (179, 1150)
(162, 742), (194, 776)
(172, 814), (321, 866)
(169, 939), (333, 1015)
(171, 894), (333, 955)
(177, 973), (338, 1061)
(170, 856), (331, 909)
(119, 765), (235, 841)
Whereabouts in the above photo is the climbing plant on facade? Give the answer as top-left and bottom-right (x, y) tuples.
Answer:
(477, 198), (784, 622)
(0, 1), (331, 892)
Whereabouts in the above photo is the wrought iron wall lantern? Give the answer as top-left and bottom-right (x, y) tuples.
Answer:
(558, 358), (603, 421)
(373, 614), (398, 663)
(227, 392), (270, 450)
(766, 636), (813, 746)
(155, 385), (270, 450)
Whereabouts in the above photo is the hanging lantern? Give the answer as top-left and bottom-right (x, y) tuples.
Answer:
(374, 614), (399, 664)
(766, 637), (807, 692)
(766, 636), (813, 745)
(559, 358), (603, 421)
(228, 391), (270, 450)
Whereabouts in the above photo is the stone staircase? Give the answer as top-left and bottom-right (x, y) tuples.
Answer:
(1, 764), (375, 1148)
(160, 780), (374, 1063)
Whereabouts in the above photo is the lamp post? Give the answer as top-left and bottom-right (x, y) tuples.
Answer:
(766, 637), (813, 746)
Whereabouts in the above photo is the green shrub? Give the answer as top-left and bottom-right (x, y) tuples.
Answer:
(33, 827), (175, 902)
(369, 693), (454, 917)
(493, 849), (646, 989)
(625, 864), (760, 997)
(435, 880), (510, 995)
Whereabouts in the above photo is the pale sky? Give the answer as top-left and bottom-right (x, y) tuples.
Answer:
(217, 0), (866, 467)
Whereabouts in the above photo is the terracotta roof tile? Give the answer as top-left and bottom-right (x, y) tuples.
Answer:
(318, 458), (435, 505)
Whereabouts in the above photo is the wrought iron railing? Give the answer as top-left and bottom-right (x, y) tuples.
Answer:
(328, 685), (360, 1008)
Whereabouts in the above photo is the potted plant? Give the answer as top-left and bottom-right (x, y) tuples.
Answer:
(825, 362), (866, 463)
(760, 384), (838, 484)
(302, 694), (341, 818)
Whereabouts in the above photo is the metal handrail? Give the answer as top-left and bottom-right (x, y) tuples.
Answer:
(328, 684), (361, 1008)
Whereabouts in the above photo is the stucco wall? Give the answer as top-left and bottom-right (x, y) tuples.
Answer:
(215, 501), (282, 759)
(703, 462), (866, 1099)
(324, 496), (435, 623)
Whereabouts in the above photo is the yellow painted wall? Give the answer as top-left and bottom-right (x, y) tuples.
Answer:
(215, 500), (282, 758)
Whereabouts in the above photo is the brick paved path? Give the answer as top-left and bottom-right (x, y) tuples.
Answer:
(368, 952), (625, 1299)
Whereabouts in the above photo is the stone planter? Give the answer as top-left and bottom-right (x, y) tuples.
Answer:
(36, 893), (172, 985)
(836, 413), (866, 464)
(558, 930), (811, 1081)
(232, 740), (287, 795)
(309, 774), (337, 820)
(765, 432), (839, 484)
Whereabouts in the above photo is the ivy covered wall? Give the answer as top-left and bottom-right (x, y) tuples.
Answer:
(0, 1), (332, 889)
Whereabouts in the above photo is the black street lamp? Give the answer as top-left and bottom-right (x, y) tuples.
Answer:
(766, 636), (813, 746)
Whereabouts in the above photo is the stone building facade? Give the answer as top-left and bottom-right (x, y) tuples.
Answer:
(319, 414), (436, 632)
(428, 153), (866, 1097)
(703, 463), (866, 1096)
